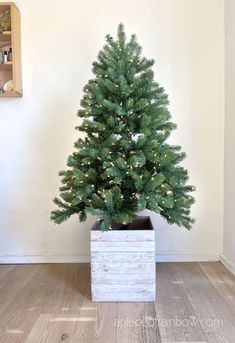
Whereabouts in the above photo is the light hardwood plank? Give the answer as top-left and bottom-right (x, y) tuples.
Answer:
(70, 303), (118, 343)
(0, 264), (15, 280)
(174, 262), (235, 343)
(199, 261), (235, 309)
(24, 314), (51, 343)
(155, 263), (207, 343)
(0, 264), (90, 343)
(116, 302), (161, 343)
(0, 262), (234, 342)
(0, 264), (40, 316)
(25, 304), (118, 342)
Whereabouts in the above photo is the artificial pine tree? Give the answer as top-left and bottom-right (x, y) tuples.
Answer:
(51, 24), (195, 231)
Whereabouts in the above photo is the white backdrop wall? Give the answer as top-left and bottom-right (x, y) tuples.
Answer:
(223, 0), (235, 274)
(0, 0), (224, 262)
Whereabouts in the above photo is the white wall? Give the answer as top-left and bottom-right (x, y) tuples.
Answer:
(223, 0), (235, 274)
(0, 0), (224, 263)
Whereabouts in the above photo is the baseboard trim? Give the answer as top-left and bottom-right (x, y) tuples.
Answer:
(220, 254), (235, 276)
(0, 253), (220, 264)
(156, 253), (220, 262)
(0, 254), (91, 264)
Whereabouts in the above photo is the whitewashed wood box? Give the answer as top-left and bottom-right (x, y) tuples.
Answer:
(90, 216), (156, 302)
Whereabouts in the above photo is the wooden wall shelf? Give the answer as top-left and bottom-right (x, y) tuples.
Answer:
(0, 2), (22, 97)
(0, 89), (20, 96)
(0, 62), (12, 69)
(1, 31), (11, 41)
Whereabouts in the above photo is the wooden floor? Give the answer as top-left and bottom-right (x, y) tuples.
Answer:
(0, 262), (234, 343)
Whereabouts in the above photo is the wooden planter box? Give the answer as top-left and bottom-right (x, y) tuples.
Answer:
(90, 216), (156, 302)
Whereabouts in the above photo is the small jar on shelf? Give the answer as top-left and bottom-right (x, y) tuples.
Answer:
(7, 47), (12, 61)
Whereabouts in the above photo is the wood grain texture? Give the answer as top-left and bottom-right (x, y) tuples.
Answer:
(91, 251), (155, 263)
(0, 264), (40, 317)
(11, 2), (22, 95)
(0, 262), (234, 342)
(90, 241), (155, 252)
(0, 264), (14, 280)
(91, 284), (155, 293)
(199, 262), (235, 308)
(91, 230), (154, 242)
(173, 262), (235, 343)
(91, 221), (156, 302)
(155, 263), (207, 343)
(91, 272), (155, 285)
(0, 264), (90, 343)
(91, 262), (155, 274)
(92, 291), (155, 302)
(116, 302), (161, 343)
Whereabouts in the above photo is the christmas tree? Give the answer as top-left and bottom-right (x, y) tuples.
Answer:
(51, 24), (195, 230)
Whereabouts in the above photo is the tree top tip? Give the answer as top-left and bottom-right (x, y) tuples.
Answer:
(117, 22), (124, 32)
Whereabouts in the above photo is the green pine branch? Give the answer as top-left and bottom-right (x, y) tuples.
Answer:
(51, 23), (195, 231)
